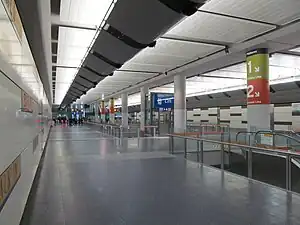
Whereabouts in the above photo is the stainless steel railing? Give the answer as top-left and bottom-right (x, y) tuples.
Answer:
(254, 130), (300, 151)
(168, 133), (300, 191)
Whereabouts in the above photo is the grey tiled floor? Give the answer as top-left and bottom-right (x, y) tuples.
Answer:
(21, 125), (300, 225)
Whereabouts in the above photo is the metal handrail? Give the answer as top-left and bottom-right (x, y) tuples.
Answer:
(236, 131), (256, 143)
(254, 130), (300, 150)
(168, 133), (300, 191)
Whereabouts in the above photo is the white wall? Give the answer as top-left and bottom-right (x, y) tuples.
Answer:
(186, 105), (297, 131)
(0, 39), (51, 225)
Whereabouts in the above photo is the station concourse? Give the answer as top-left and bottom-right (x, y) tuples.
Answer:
(1, 0), (300, 225)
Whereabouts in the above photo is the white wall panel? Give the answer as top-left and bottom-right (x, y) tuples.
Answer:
(0, 69), (51, 225)
(0, 50), (51, 225)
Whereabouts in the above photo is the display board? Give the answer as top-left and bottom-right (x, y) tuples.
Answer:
(246, 48), (270, 105)
(152, 93), (174, 109)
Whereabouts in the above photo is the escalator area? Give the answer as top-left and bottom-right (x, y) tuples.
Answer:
(230, 130), (300, 192)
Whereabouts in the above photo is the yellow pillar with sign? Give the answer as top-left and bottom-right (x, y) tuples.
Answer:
(246, 48), (271, 131)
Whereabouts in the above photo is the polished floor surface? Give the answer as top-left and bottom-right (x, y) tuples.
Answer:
(21, 124), (300, 225)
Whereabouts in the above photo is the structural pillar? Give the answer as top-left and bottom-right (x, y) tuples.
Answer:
(246, 48), (271, 131)
(174, 75), (186, 133)
(109, 98), (115, 124)
(100, 100), (105, 123)
(121, 93), (128, 129)
(140, 86), (149, 133)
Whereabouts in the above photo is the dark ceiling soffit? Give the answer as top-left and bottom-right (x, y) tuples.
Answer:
(104, 25), (156, 49)
(68, 92), (78, 98)
(74, 81), (90, 89)
(70, 88), (82, 95)
(83, 66), (107, 77)
(72, 86), (85, 93)
(197, 10), (279, 27)
(16, 0), (52, 102)
(91, 51), (122, 68)
(270, 86), (276, 93)
(223, 92), (231, 98)
(78, 75), (97, 86)
(295, 81), (300, 88)
(158, 0), (204, 16)
(51, 0), (61, 15)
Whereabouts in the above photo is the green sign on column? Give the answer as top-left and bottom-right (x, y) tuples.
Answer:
(246, 48), (270, 105)
(246, 48), (269, 80)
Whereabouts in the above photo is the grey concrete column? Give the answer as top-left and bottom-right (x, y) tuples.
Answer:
(174, 75), (186, 133)
(140, 86), (149, 132)
(121, 93), (128, 129)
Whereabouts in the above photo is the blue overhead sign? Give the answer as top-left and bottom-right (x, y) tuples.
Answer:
(152, 93), (174, 109)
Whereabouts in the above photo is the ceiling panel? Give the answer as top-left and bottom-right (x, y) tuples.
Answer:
(149, 38), (224, 59)
(167, 11), (274, 43)
(120, 62), (171, 73)
(202, 0), (300, 25)
(60, 0), (113, 26)
(57, 27), (95, 68)
(55, 67), (78, 103)
(129, 51), (188, 67)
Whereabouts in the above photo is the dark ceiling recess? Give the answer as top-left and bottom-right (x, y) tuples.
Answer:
(51, 0), (61, 15)
(158, 0), (205, 16)
(15, 0), (52, 102)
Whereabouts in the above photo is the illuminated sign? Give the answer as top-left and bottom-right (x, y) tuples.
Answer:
(152, 93), (174, 109)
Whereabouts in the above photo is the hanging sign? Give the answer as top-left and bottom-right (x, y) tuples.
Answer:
(246, 48), (270, 105)
(152, 93), (174, 109)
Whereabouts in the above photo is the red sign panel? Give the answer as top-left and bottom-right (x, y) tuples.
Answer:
(247, 79), (270, 105)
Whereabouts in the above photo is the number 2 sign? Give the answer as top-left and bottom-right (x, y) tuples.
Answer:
(247, 79), (270, 105)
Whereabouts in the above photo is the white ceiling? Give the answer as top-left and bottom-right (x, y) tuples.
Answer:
(55, 0), (300, 106)
(83, 53), (300, 107)
(54, 0), (115, 104)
